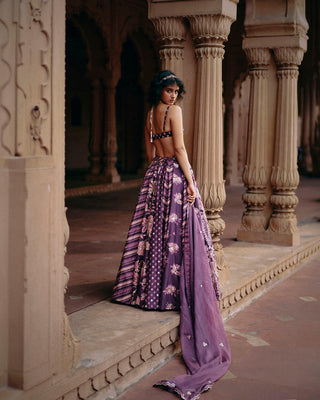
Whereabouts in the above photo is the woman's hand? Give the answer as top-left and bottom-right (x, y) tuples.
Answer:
(187, 183), (196, 206)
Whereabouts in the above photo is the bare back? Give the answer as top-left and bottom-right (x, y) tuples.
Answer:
(146, 104), (178, 158)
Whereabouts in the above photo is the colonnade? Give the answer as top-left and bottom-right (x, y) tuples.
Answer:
(238, 46), (305, 246)
(237, 1), (308, 246)
(87, 74), (120, 183)
(149, 0), (308, 270)
(0, 0), (311, 394)
(150, 4), (237, 283)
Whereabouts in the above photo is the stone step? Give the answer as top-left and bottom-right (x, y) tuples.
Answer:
(63, 221), (320, 400)
(3, 221), (320, 400)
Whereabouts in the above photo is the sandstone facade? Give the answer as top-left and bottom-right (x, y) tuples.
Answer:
(0, 0), (319, 398)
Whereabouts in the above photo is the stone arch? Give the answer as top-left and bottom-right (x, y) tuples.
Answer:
(65, 11), (109, 182)
(222, 0), (248, 185)
(65, 17), (91, 175)
(115, 29), (159, 176)
(116, 38), (144, 175)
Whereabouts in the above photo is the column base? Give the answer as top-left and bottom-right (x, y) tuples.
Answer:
(103, 173), (121, 183)
(237, 228), (300, 247)
(85, 173), (102, 183)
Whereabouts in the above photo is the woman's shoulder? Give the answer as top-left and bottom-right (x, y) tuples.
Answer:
(168, 104), (182, 116)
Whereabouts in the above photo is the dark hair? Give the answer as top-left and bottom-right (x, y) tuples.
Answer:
(148, 70), (185, 106)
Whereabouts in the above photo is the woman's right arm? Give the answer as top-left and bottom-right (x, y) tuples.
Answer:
(170, 106), (196, 204)
(145, 112), (155, 164)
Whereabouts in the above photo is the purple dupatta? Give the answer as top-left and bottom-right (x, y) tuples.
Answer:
(155, 200), (231, 400)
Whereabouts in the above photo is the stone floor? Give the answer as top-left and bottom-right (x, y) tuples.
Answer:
(64, 176), (320, 314)
(1, 177), (319, 400)
(119, 256), (320, 400)
(55, 176), (320, 399)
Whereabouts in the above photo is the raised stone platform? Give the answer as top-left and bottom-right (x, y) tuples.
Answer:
(3, 219), (318, 400)
(221, 220), (320, 319)
(65, 179), (143, 199)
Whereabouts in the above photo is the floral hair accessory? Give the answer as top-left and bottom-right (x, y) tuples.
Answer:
(160, 74), (176, 82)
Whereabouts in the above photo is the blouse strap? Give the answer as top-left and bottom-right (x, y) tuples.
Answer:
(150, 107), (153, 143)
(162, 105), (171, 132)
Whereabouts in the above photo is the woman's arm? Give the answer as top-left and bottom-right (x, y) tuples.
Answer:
(170, 106), (196, 204)
(145, 112), (155, 164)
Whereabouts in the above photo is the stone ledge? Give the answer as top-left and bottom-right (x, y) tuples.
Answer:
(65, 179), (143, 199)
(237, 228), (301, 246)
(221, 223), (320, 319)
(2, 221), (319, 400)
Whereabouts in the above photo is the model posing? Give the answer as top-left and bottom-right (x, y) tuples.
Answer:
(112, 70), (231, 400)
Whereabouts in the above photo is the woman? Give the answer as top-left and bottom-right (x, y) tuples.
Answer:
(112, 70), (230, 400)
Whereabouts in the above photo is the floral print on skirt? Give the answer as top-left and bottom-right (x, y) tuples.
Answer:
(112, 156), (221, 310)
(112, 156), (230, 400)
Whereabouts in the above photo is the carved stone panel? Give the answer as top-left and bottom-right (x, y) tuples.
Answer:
(0, 0), (53, 157)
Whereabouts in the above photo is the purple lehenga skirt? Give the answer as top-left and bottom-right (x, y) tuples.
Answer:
(112, 156), (231, 400)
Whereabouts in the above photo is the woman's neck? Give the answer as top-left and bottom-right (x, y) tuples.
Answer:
(159, 99), (168, 105)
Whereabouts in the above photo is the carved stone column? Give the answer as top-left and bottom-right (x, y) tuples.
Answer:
(237, 48), (271, 241)
(189, 14), (234, 283)
(103, 61), (121, 182)
(0, 0), (80, 389)
(267, 47), (305, 246)
(87, 78), (103, 180)
(151, 17), (186, 76)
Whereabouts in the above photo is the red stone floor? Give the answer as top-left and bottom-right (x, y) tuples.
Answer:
(119, 257), (320, 400)
(64, 176), (320, 314)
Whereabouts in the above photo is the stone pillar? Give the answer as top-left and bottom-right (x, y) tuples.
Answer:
(103, 70), (121, 183)
(87, 78), (103, 180)
(237, 48), (271, 241)
(0, 0), (77, 390)
(267, 47), (305, 246)
(151, 17), (186, 77)
(189, 14), (234, 282)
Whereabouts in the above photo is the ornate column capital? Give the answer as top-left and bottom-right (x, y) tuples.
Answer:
(244, 47), (271, 67)
(188, 14), (234, 48)
(151, 16), (186, 75)
(151, 16), (186, 47)
(273, 47), (305, 67)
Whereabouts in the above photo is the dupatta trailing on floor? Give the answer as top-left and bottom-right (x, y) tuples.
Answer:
(154, 201), (231, 400)
(112, 156), (231, 399)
